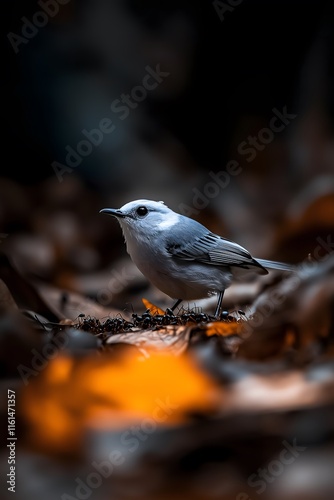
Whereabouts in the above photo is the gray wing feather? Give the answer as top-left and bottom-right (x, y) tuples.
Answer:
(166, 219), (267, 273)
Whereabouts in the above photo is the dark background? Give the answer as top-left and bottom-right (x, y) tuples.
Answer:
(4, 0), (333, 183)
(2, 0), (334, 296)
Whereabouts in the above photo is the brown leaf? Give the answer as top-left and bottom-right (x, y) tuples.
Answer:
(37, 283), (127, 321)
(106, 325), (191, 356)
(0, 251), (60, 322)
(0, 278), (18, 314)
(238, 253), (334, 360)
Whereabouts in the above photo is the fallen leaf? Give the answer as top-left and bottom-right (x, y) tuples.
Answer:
(0, 251), (60, 322)
(204, 320), (243, 337)
(238, 254), (334, 360)
(20, 348), (222, 456)
(37, 283), (127, 320)
(106, 325), (191, 356)
(142, 298), (166, 315)
(0, 278), (18, 313)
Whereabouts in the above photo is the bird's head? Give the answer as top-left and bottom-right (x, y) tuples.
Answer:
(100, 199), (180, 238)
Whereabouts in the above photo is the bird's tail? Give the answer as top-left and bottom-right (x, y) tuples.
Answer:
(256, 259), (295, 272)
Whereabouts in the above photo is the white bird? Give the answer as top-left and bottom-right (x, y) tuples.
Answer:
(100, 199), (294, 317)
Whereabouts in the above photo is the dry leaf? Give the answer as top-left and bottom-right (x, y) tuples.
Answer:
(142, 298), (166, 315)
(0, 278), (18, 313)
(204, 320), (243, 337)
(0, 251), (60, 321)
(37, 283), (127, 320)
(238, 254), (334, 360)
(20, 349), (221, 456)
(106, 325), (191, 356)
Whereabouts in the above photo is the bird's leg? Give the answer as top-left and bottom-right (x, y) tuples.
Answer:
(214, 290), (225, 318)
(171, 298), (182, 312)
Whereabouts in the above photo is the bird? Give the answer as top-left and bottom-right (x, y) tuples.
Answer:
(100, 199), (294, 317)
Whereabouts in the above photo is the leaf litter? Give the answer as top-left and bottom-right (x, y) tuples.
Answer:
(0, 245), (334, 500)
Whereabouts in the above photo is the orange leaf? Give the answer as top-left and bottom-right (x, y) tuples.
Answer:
(142, 298), (165, 316)
(21, 349), (222, 456)
(205, 321), (242, 337)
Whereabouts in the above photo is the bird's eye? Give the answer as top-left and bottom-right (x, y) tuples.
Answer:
(136, 206), (148, 217)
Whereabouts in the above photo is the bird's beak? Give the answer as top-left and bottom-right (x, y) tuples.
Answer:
(99, 208), (126, 218)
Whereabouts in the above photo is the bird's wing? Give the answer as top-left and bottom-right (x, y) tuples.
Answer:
(166, 227), (268, 274)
